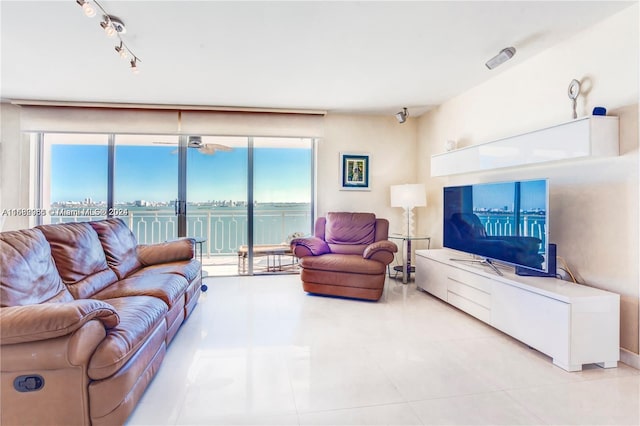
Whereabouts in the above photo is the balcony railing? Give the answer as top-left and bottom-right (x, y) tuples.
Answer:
(476, 214), (547, 249)
(49, 208), (311, 256)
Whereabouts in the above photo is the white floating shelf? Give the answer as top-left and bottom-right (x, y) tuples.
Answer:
(431, 116), (619, 177)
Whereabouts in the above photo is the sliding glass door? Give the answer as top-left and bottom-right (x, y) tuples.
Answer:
(41, 132), (314, 276)
(186, 136), (249, 275)
(114, 135), (180, 243)
(251, 137), (313, 274)
(43, 133), (109, 225)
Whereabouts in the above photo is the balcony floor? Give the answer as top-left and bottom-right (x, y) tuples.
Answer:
(202, 254), (300, 277)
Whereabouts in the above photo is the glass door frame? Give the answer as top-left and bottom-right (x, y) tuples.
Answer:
(177, 135), (188, 236)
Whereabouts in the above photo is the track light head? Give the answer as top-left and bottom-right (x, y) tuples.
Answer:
(395, 107), (409, 124)
(115, 42), (128, 59)
(100, 19), (115, 37)
(77, 0), (97, 18)
(130, 58), (140, 74)
(485, 47), (516, 70)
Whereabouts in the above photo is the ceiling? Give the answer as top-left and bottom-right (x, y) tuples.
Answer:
(0, 1), (635, 116)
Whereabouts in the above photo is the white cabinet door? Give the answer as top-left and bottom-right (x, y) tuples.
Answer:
(415, 255), (447, 301)
(491, 282), (573, 370)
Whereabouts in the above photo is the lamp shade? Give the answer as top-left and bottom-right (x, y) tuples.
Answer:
(390, 184), (426, 208)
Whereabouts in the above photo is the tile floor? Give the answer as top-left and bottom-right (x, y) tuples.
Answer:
(127, 275), (640, 425)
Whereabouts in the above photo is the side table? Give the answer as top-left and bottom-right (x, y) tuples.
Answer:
(193, 237), (207, 292)
(167, 237), (208, 291)
(388, 234), (431, 284)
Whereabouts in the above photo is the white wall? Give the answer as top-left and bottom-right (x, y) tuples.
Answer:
(0, 103), (31, 231)
(317, 114), (425, 241)
(416, 4), (640, 357)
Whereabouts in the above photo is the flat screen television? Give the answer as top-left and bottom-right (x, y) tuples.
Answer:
(443, 178), (555, 276)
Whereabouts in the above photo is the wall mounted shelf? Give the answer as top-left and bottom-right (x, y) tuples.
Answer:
(431, 116), (619, 177)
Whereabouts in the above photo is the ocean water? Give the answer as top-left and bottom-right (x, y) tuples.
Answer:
(51, 203), (312, 255)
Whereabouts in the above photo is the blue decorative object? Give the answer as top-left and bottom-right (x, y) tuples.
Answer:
(593, 107), (607, 116)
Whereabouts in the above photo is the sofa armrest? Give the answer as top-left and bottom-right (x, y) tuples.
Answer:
(291, 237), (331, 258)
(137, 238), (195, 266)
(363, 240), (398, 265)
(0, 299), (119, 345)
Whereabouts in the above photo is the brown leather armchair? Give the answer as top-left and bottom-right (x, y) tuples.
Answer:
(291, 212), (397, 301)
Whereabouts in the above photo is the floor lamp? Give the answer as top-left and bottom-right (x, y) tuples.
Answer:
(390, 184), (427, 282)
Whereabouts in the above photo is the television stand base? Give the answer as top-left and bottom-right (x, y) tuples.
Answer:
(515, 243), (557, 278)
(449, 257), (503, 276)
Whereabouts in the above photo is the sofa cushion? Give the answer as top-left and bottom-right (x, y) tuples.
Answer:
(327, 244), (366, 255)
(37, 222), (118, 299)
(137, 239), (194, 266)
(129, 259), (201, 282)
(88, 295), (167, 380)
(325, 212), (376, 245)
(0, 228), (73, 307)
(92, 273), (188, 308)
(299, 253), (386, 275)
(89, 219), (142, 279)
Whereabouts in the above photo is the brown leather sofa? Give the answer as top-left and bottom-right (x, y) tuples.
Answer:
(291, 212), (397, 301)
(0, 218), (201, 426)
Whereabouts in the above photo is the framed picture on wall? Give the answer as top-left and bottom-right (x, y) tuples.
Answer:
(340, 153), (370, 190)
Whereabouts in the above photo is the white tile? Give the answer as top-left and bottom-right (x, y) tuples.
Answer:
(175, 412), (300, 426)
(371, 340), (502, 401)
(446, 335), (583, 390)
(298, 403), (422, 425)
(287, 345), (405, 412)
(175, 347), (298, 423)
(410, 391), (546, 425)
(506, 375), (640, 425)
(126, 275), (640, 426)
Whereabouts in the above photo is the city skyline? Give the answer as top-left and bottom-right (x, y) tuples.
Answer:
(472, 180), (547, 211)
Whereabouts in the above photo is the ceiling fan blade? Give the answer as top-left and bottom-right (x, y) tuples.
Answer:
(197, 143), (233, 155)
(208, 144), (233, 152)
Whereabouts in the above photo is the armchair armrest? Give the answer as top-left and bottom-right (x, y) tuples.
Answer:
(0, 299), (119, 345)
(363, 240), (398, 265)
(137, 238), (195, 266)
(290, 237), (331, 258)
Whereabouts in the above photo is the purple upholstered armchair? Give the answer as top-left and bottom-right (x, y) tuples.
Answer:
(290, 212), (397, 301)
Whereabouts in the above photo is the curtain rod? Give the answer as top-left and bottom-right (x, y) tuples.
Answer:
(10, 99), (326, 116)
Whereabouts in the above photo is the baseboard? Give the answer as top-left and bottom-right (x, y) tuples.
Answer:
(620, 348), (640, 370)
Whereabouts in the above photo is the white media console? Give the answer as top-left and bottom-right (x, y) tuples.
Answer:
(415, 249), (620, 372)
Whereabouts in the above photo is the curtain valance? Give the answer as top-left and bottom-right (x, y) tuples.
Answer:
(18, 105), (325, 137)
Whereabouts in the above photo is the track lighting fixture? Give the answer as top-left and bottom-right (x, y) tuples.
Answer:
(75, 0), (142, 73)
(485, 47), (516, 70)
(395, 107), (409, 124)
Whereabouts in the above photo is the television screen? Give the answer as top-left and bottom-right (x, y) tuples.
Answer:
(443, 179), (549, 273)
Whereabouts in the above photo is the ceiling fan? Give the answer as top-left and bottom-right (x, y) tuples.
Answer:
(153, 136), (232, 155)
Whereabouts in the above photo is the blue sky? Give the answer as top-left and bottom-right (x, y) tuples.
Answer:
(51, 145), (311, 203)
(472, 179), (547, 211)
